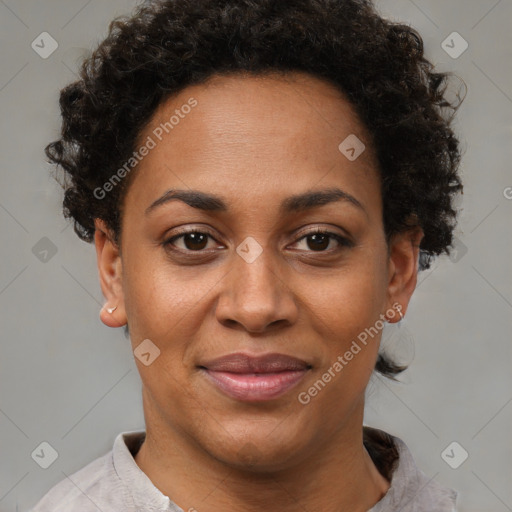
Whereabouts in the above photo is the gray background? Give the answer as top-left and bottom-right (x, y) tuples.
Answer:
(0, 0), (511, 511)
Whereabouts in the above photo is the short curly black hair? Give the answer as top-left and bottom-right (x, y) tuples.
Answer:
(47, 0), (464, 379)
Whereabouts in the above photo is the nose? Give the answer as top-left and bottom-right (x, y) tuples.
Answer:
(215, 242), (299, 334)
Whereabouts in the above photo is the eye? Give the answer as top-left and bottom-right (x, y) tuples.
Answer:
(164, 230), (220, 252)
(163, 227), (352, 255)
(291, 228), (353, 252)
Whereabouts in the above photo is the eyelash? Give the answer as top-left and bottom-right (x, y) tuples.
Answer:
(163, 227), (353, 255)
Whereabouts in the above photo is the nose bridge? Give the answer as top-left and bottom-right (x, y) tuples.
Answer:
(216, 237), (297, 332)
(236, 240), (278, 295)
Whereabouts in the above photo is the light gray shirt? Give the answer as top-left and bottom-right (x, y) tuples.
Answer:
(30, 428), (458, 511)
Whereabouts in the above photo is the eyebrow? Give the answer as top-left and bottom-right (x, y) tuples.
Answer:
(144, 187), (366, 217)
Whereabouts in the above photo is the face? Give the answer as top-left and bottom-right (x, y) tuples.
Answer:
(95, 71), (421, 471)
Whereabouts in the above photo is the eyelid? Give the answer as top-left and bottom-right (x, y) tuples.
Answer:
(294, 226), (352, 241)
(163, 225), (353, 253)
(292, 227), (354, 250)
(165, 226), (223, 250)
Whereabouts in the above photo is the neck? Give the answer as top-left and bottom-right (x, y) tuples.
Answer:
(134, 402), (390, 512)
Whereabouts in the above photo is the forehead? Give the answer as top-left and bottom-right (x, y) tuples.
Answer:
(145, 70), (373, 153)
(124, 71), (380, 218)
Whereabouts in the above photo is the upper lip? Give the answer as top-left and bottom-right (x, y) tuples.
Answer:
(199, 352), (312, 373)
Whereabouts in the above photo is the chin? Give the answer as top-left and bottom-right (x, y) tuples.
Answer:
(199, 421), (310, 473)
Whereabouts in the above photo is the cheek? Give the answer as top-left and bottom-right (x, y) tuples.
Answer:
(300, 255), (387, 392)
(121, 251), (224, 400)
(301, 273), (384, 414)
(304, 261), (386, 335)
(122, 246), (206, 335)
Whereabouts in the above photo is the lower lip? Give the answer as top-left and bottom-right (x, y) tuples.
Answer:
(201, 369), (309, 402)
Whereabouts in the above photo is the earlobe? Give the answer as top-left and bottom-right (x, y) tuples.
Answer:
(99, 303), (126, 328)
(385, 227), (424, 320)
(94, 218), (127, 328)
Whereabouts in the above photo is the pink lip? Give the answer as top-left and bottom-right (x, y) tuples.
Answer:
(201, 368), (309, 402)
(198, 352), (312, 402)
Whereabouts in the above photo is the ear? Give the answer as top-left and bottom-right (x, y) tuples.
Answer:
(385, 226), (424, 323)
(94, 218), (127, 328)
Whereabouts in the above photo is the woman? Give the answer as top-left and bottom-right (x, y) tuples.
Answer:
(31, 0), (463, 510)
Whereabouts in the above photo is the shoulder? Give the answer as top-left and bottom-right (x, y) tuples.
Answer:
(364, 426), (458, 512)
(395, 437), (458, 512)
(393, 435), (458, 511)
(29, 434), (134, 512)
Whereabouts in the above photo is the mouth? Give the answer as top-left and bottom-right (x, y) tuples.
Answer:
(198, 352), (312, 402)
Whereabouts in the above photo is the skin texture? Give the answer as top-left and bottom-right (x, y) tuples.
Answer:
(94, 71), (423, 512)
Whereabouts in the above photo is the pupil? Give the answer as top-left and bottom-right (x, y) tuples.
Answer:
(308, 234), (329, 251)
(185, 233), (207, 250)
(181, 233), (330, 251)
